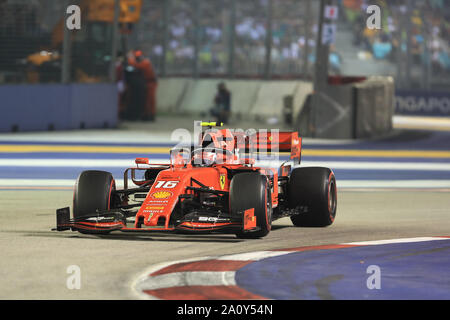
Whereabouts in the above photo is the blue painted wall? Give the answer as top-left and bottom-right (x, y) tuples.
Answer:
(0, 83), (118, 132)
(395, 90), (450, 117)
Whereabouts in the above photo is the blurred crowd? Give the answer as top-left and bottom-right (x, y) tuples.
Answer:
(139, 0), (449, 81)
(344, 0), (450, 75)
(2, 0), (448, 86)
(141, 0), (318, 76)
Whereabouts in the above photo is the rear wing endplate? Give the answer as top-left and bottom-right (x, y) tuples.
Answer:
(245, 131), (302, 164)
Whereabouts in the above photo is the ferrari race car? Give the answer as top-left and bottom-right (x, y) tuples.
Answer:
(55, 122), (337, 238)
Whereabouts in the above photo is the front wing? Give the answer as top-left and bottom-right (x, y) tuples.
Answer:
(54, 207), (258, 234)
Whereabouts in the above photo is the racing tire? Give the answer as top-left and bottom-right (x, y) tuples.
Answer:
(288, 167), (337, 227)
(230, 173), (272, 239)
(73, 170), (116, 234)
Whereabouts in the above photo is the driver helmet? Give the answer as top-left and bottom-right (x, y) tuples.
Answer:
(193, 150), (217, 166)
(218, 129), (235, 152)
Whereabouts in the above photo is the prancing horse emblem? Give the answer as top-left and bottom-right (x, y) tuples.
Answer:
(219, 174), (226, 190)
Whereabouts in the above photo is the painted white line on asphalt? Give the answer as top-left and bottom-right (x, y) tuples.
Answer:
(217, 251), (292, 261)
(0, 179), (77, 187)
(1, 179), (450, 189)
(393, 115), (450, 127)
(136, 271), (236, 292)
(0, 159), (136, 167)
(0, 132), (176, 144)
(337, 180), (450, 188)
(302, 161), (450, 171)
(344, 237), (449, 246)
(0, 134), (360, 145)
(2, 159), (450, 171)
(0, 179), (124, 188)
(338, 188), (450, 192)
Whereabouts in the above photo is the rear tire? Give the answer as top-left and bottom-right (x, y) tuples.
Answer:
(288, 167), (337, 227)
(73, 170), (116, 230)
(230, 173), (272, 239)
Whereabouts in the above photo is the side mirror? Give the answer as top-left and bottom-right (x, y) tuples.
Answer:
(135, 157), (149, 165)
(241, 158), (255, 165)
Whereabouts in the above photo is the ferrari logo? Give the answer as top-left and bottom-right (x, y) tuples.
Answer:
(219, 174), (226, 190)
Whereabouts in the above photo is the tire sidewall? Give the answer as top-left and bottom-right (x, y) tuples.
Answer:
(288, 167), (337, 227)
(73, 170), (115, 219)
(230, 173), (272, 237)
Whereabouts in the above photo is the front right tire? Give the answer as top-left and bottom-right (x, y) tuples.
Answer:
(73, 170), (116, 220)
(230, 172), (272, 238)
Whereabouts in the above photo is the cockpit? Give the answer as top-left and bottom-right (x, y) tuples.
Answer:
(191, 147), (234, 166)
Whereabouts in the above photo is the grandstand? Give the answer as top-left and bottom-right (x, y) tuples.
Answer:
(130, 0), (449, 90)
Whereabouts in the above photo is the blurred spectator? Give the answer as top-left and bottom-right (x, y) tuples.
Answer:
(128, 50), (158, 121)
(372, 34), (392, 59)
(329, 46), (342, 75)
(210, 82), (231, 125)
(121, 50), (147, 121)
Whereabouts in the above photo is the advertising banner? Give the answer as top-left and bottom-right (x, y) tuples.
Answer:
(395, 91), (450, 117)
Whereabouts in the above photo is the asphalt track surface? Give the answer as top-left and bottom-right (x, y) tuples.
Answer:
(0, 118), (449, 299)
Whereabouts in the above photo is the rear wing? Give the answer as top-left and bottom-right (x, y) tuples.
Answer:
(245, 131), (302, 164)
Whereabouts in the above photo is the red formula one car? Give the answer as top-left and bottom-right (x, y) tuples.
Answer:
(55, 122), (337, 238)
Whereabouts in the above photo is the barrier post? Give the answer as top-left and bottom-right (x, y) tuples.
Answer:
(264, 0), (273, 79)
(193, 0), (200, 79)
(302, 0), (312, 77)
(109, 0), (120, 82)
(61, 0), (72, 84)
(161, 0), (171, 77)
(311, 0), (332, 137)
(227, 0), (237, 78)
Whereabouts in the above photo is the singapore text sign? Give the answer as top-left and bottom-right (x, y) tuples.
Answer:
(395, 91), (450, 117)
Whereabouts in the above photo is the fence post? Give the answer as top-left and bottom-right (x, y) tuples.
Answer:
(161, 0), (171, 77)
(313, 0), (330, 93)
(421, 9), (431, 91)
(61, 0), (72, 84)
(302, 0), (312, 77)
(109, 0), (120, 82)
(227, 0), (236, 78)
(405, 2), (413, 89)
(311, 0), (331, 138)
(193, 0), (200, 78)
(264, 0), (273, 79)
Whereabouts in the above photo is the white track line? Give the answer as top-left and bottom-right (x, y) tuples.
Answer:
(0, 133), (360, 145)
(0, 132), (176, 144)
(344, 237), (449, 246)
(217, 251), (292, 261)
(337, 180), (450, 188)
(393, 115), (450, 130)
(0, 179), (77, 187)
(0, 159), (138, 167)
(1, 179), (450, 189)
(1, 159), (450, 171)
(136, 271), (237, 292)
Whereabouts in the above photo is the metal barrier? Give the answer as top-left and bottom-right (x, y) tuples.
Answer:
(295, 76), (395, 139)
